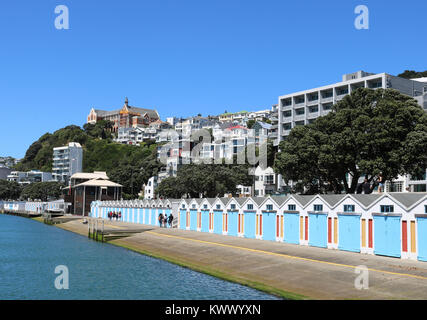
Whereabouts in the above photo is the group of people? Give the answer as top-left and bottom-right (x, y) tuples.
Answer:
(108, 211), (121, 221)
(158, 213), (173, 228)
(356, 173), (386, 194)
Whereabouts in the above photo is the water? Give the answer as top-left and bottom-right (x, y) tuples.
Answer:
(0, 215), (278, 300)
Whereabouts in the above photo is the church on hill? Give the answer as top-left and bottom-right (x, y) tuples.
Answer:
(87, 98), (160, 132)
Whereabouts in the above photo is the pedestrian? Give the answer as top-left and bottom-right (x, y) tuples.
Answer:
(164, 214), (168, 228)
(118, 211), (121, 221)
(158, 213), (164, 227)
(168, 214), (173, 227)
(108, 211), (111, 221)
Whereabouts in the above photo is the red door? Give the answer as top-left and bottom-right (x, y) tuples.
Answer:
(328, 217), (332, 243)
(368, 219), (373, 248)
(276, 215), (280, 237)
(402, 220), (408, 252)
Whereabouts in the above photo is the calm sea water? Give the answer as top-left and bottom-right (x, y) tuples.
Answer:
(0, 214), (278, 300)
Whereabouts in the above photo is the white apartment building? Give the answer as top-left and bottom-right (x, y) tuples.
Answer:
(144, 176), (158, 199)
(277, 71), (427, 143)
(52, 142), (83, 185)
(199, 124), (257, 160)
(7, 170), (53, 185)
(253, 166), (276, 197)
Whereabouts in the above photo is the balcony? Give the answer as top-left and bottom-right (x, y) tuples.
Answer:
(282, 129), (291, 136)
(294, 114), (306, 122)
(307, 112), (319, 120)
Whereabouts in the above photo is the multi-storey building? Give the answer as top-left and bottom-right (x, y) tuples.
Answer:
(276, 71), (427, 193)
(254, 166), (276, 196)
(87, 98), (160, 133)
(116, 120), (171, 145)
(52, 142), (83, 185)
(269, 104), (279, 145)
(277, 71), (427, 144)
(143, 176), (158, 200)
(7, 170), (53, 185)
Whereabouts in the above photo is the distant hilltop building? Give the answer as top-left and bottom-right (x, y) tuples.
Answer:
(87, 97), (160, 133)
(52, 142), (83, 185)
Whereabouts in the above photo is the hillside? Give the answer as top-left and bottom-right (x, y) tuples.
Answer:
(397, 70), (427, 79)
(15, 121), (163, 199)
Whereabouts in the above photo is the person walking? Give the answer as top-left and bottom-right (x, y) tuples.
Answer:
(118, 211), (122, 221)
(158, 213), (164, 227)
(168, 214), (173, 227)
(163, 214), (168, 228)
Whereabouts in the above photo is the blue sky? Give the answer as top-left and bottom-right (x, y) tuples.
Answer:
(1, 0), (426, 159)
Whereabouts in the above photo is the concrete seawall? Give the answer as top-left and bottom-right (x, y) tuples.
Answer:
(44, 217), (427, 300)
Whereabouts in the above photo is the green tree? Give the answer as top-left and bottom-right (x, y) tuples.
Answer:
(155, 177), (182, 199)
(20, 182), (64, 201)
(83, 120), (114, 140)
(0, 180), (22, 200)
(246, 120), (256, 129)
(397, 70), (427, 79)
(156, 163), (252, 199)
(275, 88), (427, 194)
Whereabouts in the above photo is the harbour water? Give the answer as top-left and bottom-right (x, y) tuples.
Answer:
(0, 214), (278, 300)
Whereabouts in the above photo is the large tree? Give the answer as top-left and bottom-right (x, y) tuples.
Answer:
(275, 88), (427, 194)
(20, 181), (64, 201)
(156, 163), (252, 198)
(0, 180), (22, 200)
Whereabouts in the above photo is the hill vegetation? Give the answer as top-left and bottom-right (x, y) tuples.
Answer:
(14, 121), (163, 199)
(397, 70), (427, 79)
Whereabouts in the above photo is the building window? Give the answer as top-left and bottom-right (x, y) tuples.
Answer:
(266, 204), (273, 211)
(425, 205), (427, 214)
(386, 181), (403, 193)
(182, 204), (185, 209)
(216, 204), (221, 210)
(314, 204), (323, 212)
(414, 184), (427, 192)
(231, 204), (236, 210)
(192, 204), (196, 209)
(283, 123), (292, 131)
(283, 110), (292, 118)
(203, 204), (208, 209)
(247, 204), (254, 210)
(295, 96), (305, 104)
(380, 205), (394, 213)
(322, 103), (332, 110)
(281, 98), (292, 107)
(288, 204), (296, 211)
(295, 108), (305, 115)
(321, 90), (333, 98)
(344, 205), (355, 213)
(309, 106), (318, 113)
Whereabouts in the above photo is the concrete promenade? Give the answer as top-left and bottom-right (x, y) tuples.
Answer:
(55, 218), (427, 300)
